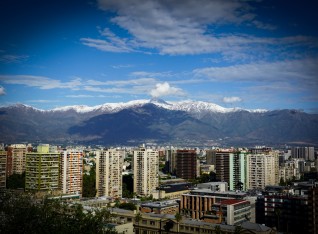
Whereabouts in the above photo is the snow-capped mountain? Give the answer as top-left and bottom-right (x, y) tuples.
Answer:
(50, 99), (267, 115)
(0, 100), (317, 146)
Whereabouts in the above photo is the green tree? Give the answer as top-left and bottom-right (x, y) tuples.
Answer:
(134, 212), (142, 233)
(118, 202), (137, 211)
(122, 174), (133, 198)
(83, 164), (96, 197)
(6, 172), (25, 189)
(175, 212), (182, 233)
(0, 191), (117, 234)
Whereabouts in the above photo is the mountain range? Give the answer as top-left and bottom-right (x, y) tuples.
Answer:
(0, 99), (317, 146)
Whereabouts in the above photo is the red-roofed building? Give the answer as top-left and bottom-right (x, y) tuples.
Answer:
(202, 199), (251, 225)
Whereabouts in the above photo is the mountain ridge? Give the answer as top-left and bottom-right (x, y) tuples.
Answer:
(0, 100), (317, 146)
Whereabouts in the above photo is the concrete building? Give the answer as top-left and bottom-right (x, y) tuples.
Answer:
(247, 152), (279, 189)
(152, 182), (191, 200)
(140, 200), (179, 215)
(133, 213), (274, 234)
(5, 144), (30, 176)
(60, 150), (83, 196)
(196, 182), (228, 192)
(180, 189), (249, 220)
(203, 199), (251, 225)
(256, 185), (318, 234)
(133, 148), (159, 196)
(292, 146), (315, 161)
(0, 150), (6, 189)
(166, 148), (177, 174)
(279, 160), (299, 183)
(213, 149), (248, 191)
(206, 149), (216, 165)
(96, 149), (124, 198)
(176, 150), (198, 180)
(25, 144), (60, 192)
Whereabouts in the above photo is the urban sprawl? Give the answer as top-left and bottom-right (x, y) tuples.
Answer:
(0, 143), (317, 234)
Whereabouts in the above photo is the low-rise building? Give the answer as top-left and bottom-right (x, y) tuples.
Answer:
(152, 182), (191, 199)
(180, 189), (248, 220)
(140, 200), (179, 215)
(203, 199), (251, 225)
(133, 213), (275, 234)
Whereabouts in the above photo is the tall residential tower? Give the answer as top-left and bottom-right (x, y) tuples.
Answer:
(133, 148), (159, 196)
(96, 149), (124, 198)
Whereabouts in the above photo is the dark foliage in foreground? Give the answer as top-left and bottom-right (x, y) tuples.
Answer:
(0, 191), (117, 234)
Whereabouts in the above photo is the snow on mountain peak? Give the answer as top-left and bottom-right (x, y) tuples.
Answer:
(12, 99), (267, 114)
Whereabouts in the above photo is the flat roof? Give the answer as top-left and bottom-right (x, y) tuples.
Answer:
(219, 199), (249, 205)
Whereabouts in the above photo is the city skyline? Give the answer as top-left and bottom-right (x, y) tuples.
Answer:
(0, 0), (318, 112)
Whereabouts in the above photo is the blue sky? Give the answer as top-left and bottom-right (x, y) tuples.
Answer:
(0, 0), (317, 112)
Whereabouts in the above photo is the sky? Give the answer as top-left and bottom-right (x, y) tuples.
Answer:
(0, 0), (318, 112)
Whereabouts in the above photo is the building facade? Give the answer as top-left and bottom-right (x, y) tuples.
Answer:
(0, 151), (6, 189)
(176, 150), (197, 180)
(247, 152), (279, 189)
(25, 144), (60, 192)
(256, 193), (309, 233)
(213, 150), (248, 191)
(60, 150), (83, 196)
(96, 149), (124, 198)
(291, 146), (315, 161)
(6, 144), (29, 176)
(133, 148), (159, 196)
(203, 199), (251, 225)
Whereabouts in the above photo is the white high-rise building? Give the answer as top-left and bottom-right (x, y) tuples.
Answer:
(96, 149), (124, 198)
(60, 150), (83, 196)
(246, 152), (279, 189)
(133, 148), (159, 196)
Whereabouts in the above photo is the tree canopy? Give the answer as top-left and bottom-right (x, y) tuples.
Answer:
(0, 191), (117, 234)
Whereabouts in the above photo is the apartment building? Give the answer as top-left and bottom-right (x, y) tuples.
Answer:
(213, 149), (248, 190)
(166, 148), (177, 175)
(133, 148), (159, 196)
(291, 146), (315, 161)
(176, 150), (198, 180)
(96, 149), (124, 198)
(60, 150), (83, 196)
(25, 144), (60, 191)
(0, 151), (6, 189)
(5, 144), (30, 176)
(256, 191), (309, 233)
(247, 152), (279, 189)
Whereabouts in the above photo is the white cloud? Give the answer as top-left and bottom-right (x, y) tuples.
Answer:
(86, 78), (157, 87)
(0, 75), (82, 90)
(131, 71), (173, 78)
(0, 54), (29, 63)
(111, 64), (134, 69)
(0, 86), (5, 95)
(81, 37), (133, 53)
(193, 58), (318, 87)
(87, 0), (317, 56)
(27, 99), (60, 103)
(150, 82), (185, 98)
(223, 96), (242, 103)
(66, 95), (94, 98)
